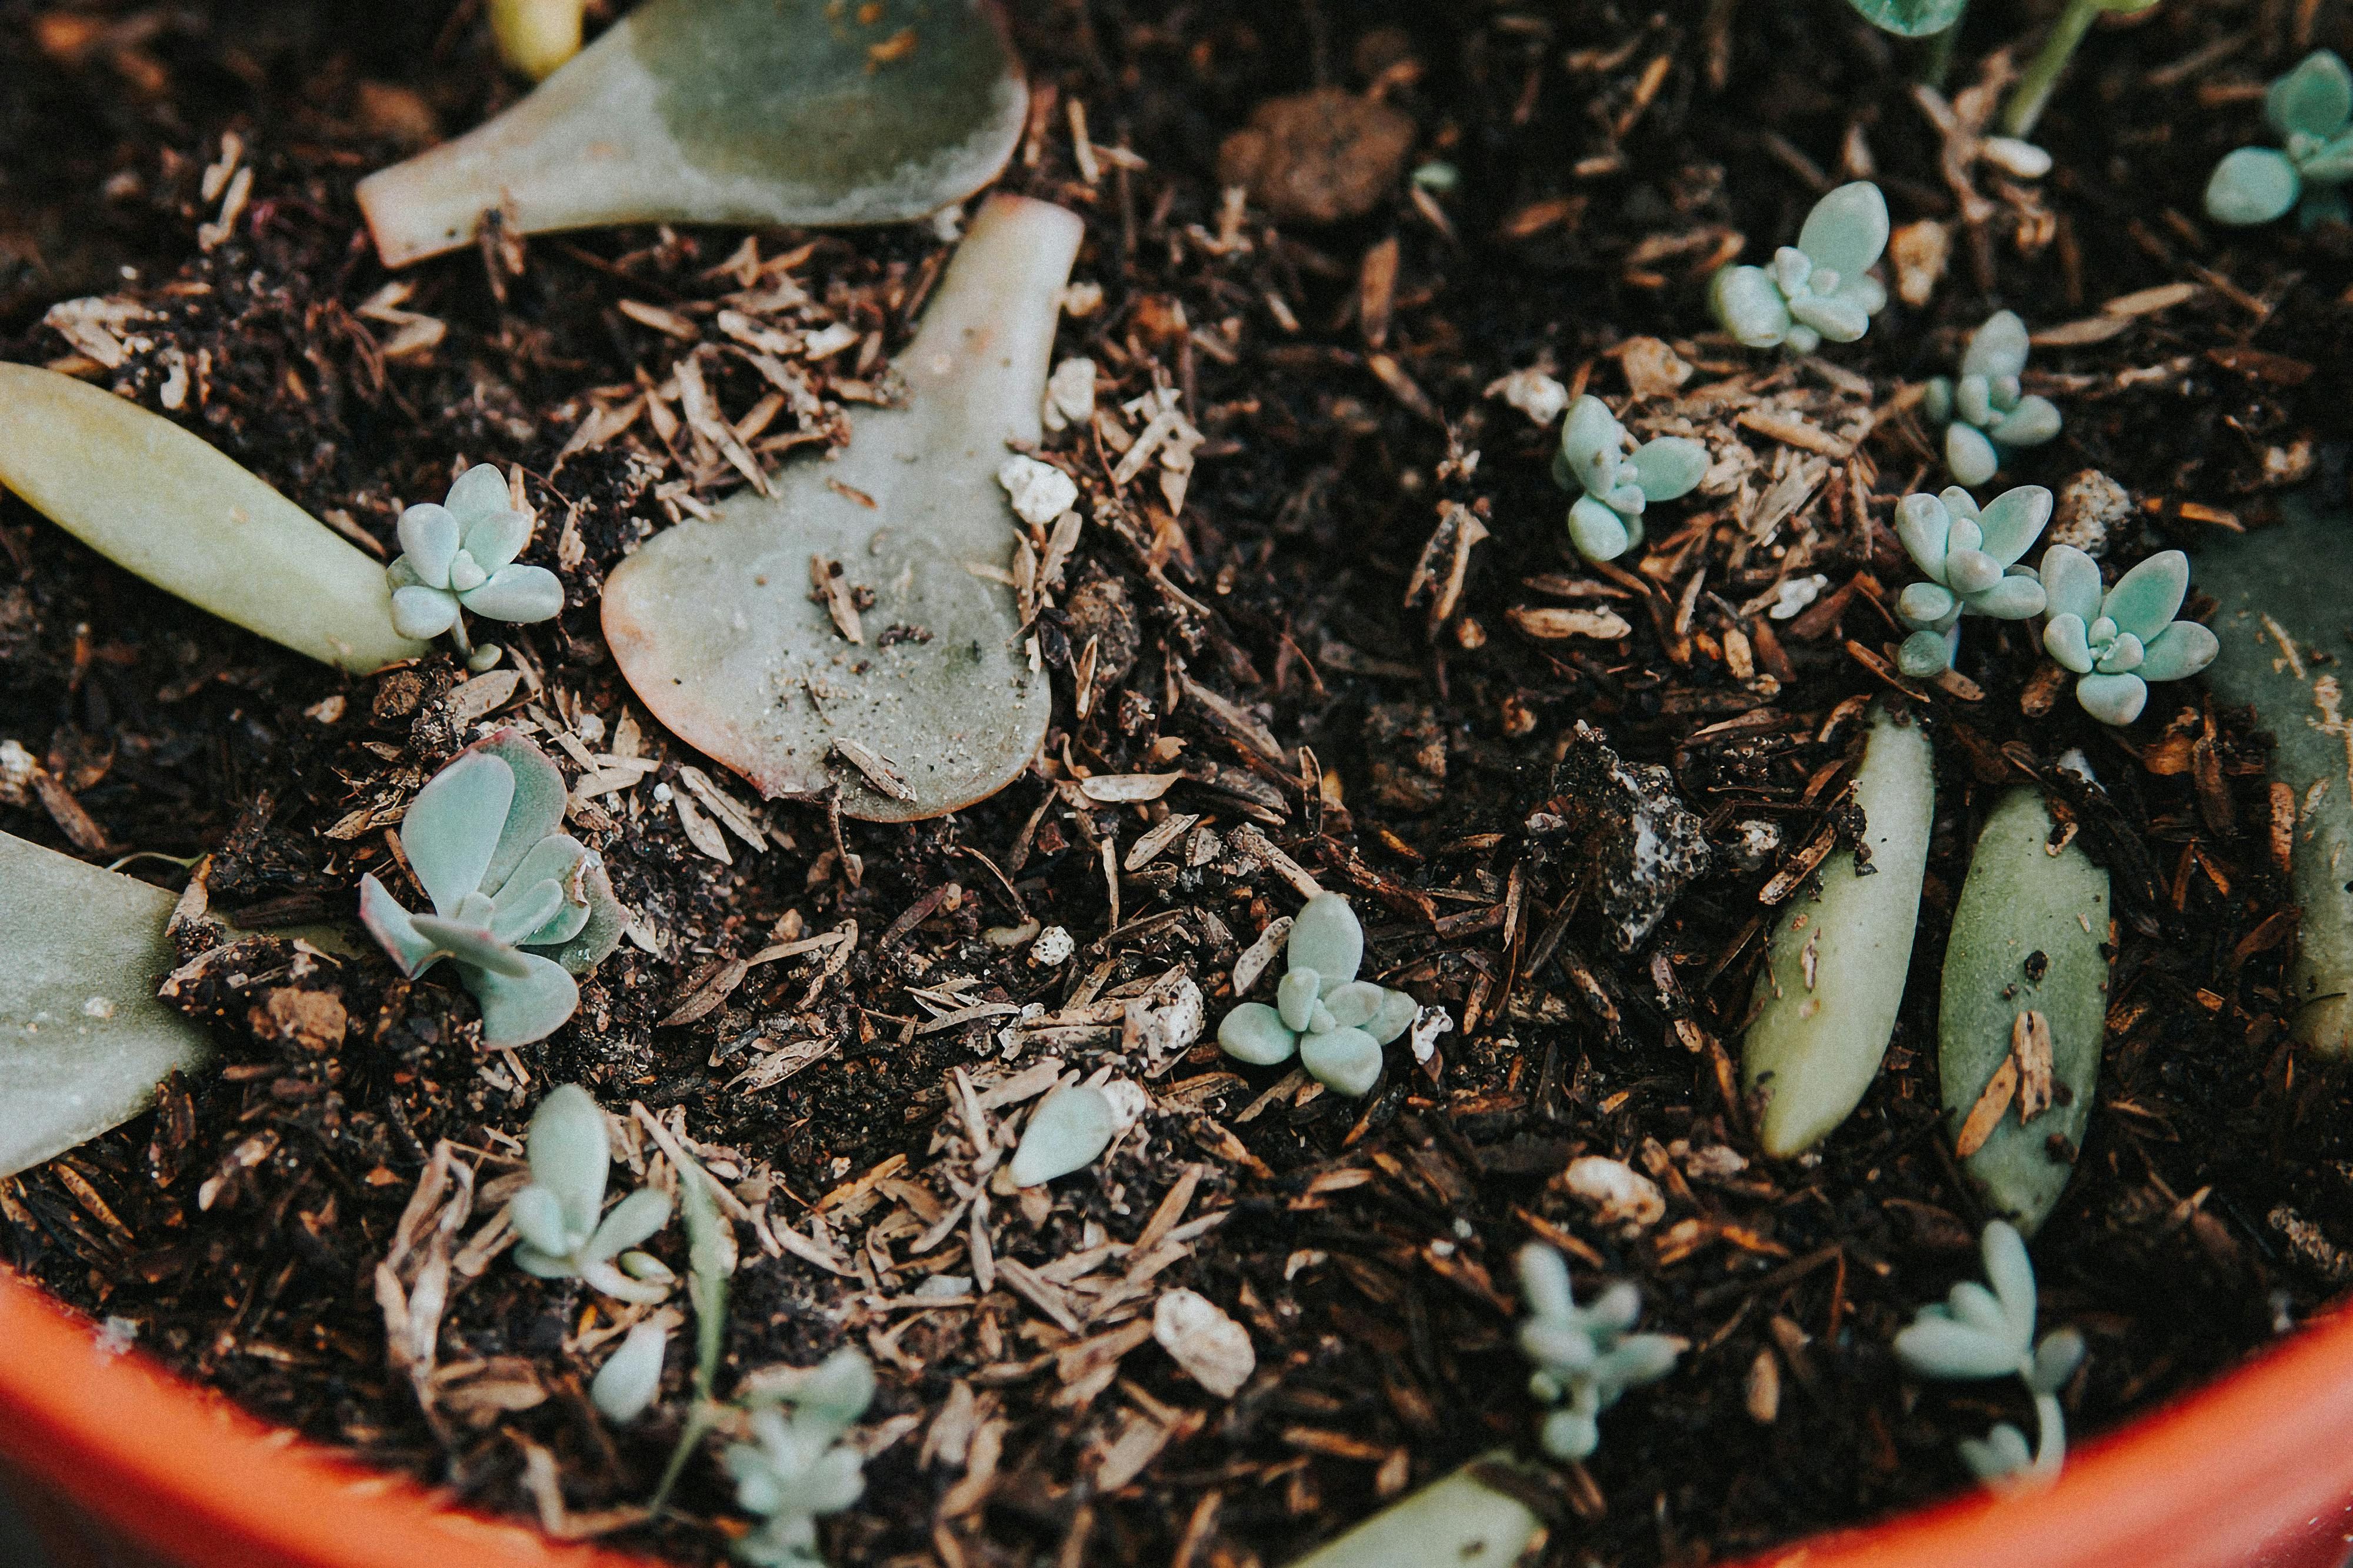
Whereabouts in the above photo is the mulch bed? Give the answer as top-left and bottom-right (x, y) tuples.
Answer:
(5, 1), (2353, 1564)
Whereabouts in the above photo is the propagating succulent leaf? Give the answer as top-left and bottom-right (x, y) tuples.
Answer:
(2198, 498), (2353, 1057)
(0, 832), (215, 1178)
(1285, 1455), (1546, 1568)
(1939, 790), (2108, 1235)
(0, 364), (427, 673)
(1008, 1082), (1116, 1186)
(358, 0), (1028, 266)
(591, 1316), (672, 1424)
(602, 195), (1076, 821)
(1742, 705), (1935, 1155)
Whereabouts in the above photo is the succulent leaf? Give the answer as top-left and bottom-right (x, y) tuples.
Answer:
(2207, 146), (2304, 226)
(1629, 437), (1708, 502)
(1288, 894), (1364, 990)
(1709, 265), (1795, 348)
(402, 751), (516, 916)
(1299, 1026), (1383, 1096)
(2267, 49), (2353, 141)
(2137, 620), (2218, 682)
(1960, 310), (2032, 380)
(1797, 181), (1891, 281)
(2102, 550), (2189, 642)
(2075, 672), (2149, 725)
(1945, 424), (2001, 488)
(2038, 546), (2104, 626)
(1218, 1002), (1298, 1065)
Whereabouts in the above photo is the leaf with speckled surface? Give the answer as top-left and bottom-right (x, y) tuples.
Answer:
(601, 195), (1079, 821)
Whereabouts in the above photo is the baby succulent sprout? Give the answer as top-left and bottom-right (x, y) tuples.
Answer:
(1892, 485), (2052, 677)
(2039, 546), (2218, 725)
(1516, 1243), (1682, 1462)
(1551, 395), (1709, 563)
(1709, 182), (1890, 354)
(1894, 1220), (2085, 1487)
(1218, 892), (1418, 1097)
(388, 464), (564, 670)
(358, 730), (625, 1046)
(1922, 312), (2062, 486)
(2204, 51), (2353, 228)
(510, 1084), (676, 1304)
(725, 1349), (877, 1568)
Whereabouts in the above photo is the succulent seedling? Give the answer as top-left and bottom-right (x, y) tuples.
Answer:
(388, 464), (563, 670)
(1218, 893), (1419, 1096)
(591, 1316), (674, 1423)
(1709, 182), (1891, 354)
(358, 0), (1027, 266)
(1894, 1220), (2085, 1486)
(1516, 1243), (1682, 1462)
(2038, 546), (2217, 724)
(509, 1084), (676, 1304)
(0, 364), (426, 673)
(1551, 395), (1708, 563)
(1922, 312), (2062, 486)
(1008, 1077), (1141, 1187)
(2205, 51), (2353, 228)
(1892, 484), (2052, 677)
(358, 730), (625, 1046)
(2, 832), (215, 1178)
(725, 1349), (876, 1568)
(601, 195), (1080, 820)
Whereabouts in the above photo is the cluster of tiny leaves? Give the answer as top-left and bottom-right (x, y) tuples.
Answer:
(1218, 893), (1418, 1096)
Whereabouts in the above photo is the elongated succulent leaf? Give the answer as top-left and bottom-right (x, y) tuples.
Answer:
(527, 1083), (612, 1237)
(0, 365), (428, 672)
(1742, 706), (1934, 1155)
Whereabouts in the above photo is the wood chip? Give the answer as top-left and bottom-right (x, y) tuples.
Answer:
(2011, 1009), (2055, 1122)
(810, 555), (864, 643)
(1153, 1289), (1255, 1399)
(618, 299), (700, 340)
(672, 790), (733, 864)
(1506, 605), (1632, 641)
(2030, 315), (2133, 348)
(1735, 408), (1852, 458)
(2102, 281), (2199, 318)
(1954, 1052), (2019, 1158)
(830, 737), (915, 802)
(446, 669), (522, 726)
(1078, 772), (1184, 804)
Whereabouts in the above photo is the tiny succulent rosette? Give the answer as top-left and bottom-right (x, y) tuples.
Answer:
(510, 1083), (676, 1304)
(388, 463), (564, 663)
(2205, 50), (2353, 228)
(2039, 545), (2217, 725)
(359, 729), (625, 1046)
(1218, 892), (1418, 1096)
(1516, 1243), (1681, 1462)
(1551, 395), (1708, 563)
(1708, 181), (1890, 353)
(1894, 1220), (2085, 1487)
(1894, 485), (2052, 677)
(725, 1350), (876, 1568)
(1922, 311), (2062, 486)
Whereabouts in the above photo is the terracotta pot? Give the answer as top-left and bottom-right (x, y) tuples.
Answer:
(2, 1268), (2348, 1568)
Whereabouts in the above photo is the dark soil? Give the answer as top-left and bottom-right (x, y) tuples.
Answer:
(5, 1), (2353, 1566)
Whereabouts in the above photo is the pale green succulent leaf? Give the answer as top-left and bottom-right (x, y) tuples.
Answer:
(1218, 1002), (1298, 1065)
(1288, 894), (1364, 989)
(401, 751), (515, 916)
(391, 585), (462, 640)
(528, 1084), (612, 1237)
(2206, 146), (2302, 226)
(2038, 545), (2105, 625)
(590, 1317), (671, 1424)
(1947, 423), (2001, 487)
(1898, 627), (1955, 677)
(395, 503), (462, 589)
(1787, 292), (1870, 343)
(462, 508), (533, 576)
(586, 1184), (676, 1262)
(358, 874), (441, 978)
(1367, 987), (1418, 1045)
(460, 562), (565, 623)
(1841, 0), (1968, 38)
(1961, 311), (2032, 380)
(1895, 1316), (2022, 1380)
(1008, 1083), (1116, 1186)
(1971, 573), (2047, 620)
(1299, 1026), (1382, 1096)
(2075, 671), (2149, 725)
(1797, 181), (1889, 280)
(2268, 50), (2353, 141)
(2102, 549), (2189, 642)
(1898, 581), (1957, 628)
(1896, 493), (1952, 579)
(2138, 620), (2218, 683)
(1558, 395), (1625, 496)
(1709, 265), (1793, 348)
(1568, 494), (1634, 561)
(1989, 395), (2063, 449)
(1277, 969), (1322, 1031)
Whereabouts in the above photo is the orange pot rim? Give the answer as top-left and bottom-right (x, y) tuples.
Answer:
(1, 1266), (2348, 1568)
